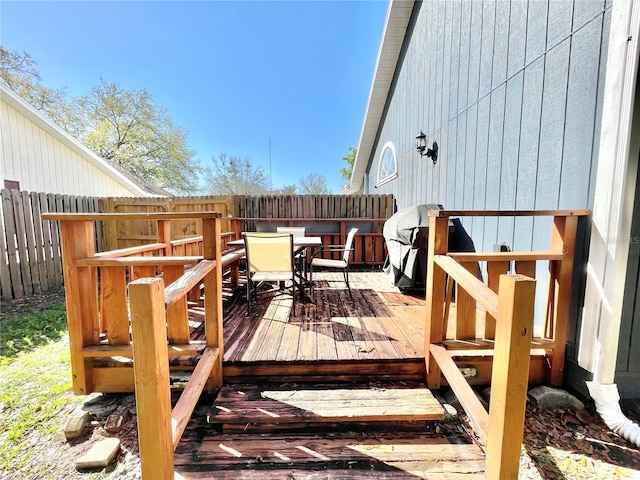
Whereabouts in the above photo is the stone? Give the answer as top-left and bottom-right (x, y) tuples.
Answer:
(76, 437), (121, 470)
(104, 411), (130, 434)
(64, 411), (91, 440)
(442, 403), (458, 419)
(528, 385), (585, 410)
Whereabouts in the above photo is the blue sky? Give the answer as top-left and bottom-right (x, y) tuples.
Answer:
(1, 0), (389, 193)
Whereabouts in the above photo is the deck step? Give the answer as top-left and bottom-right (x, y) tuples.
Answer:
(207, 383), (445, 433)
(175, 431), (485, 478)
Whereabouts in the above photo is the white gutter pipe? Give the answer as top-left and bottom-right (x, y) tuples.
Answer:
(583, 0), (640, 446)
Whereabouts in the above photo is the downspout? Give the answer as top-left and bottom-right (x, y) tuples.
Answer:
(583, 0), (640, 445)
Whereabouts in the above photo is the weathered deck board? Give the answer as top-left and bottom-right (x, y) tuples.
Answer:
(223, 273), (425, 365)
(174, 432), (485, 479)
(208, 384), (444, 425)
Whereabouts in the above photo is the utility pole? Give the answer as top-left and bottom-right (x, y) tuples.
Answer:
(269, 136), (272, 188)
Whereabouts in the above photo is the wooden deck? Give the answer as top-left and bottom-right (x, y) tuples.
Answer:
(209, 270), (428, 382)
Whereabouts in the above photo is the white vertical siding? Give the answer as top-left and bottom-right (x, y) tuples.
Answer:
(0, 87), (149, 197)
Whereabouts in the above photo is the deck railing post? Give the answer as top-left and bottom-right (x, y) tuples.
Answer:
(157, 219), (172, 256)
(129, 277), (174, 480)
(546, 214), (578, 385)
(203, 215), (224, 391)
(485, 273), (536, 480)
(424, 214), (449, 388)
(59, 220), (99, 395)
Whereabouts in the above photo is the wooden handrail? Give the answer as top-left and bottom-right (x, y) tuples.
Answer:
(42, 212), (221, 221)
(77, 255), (202, 267)
(434, 255), (499, 318)
(428, 209), (590, 218)
(94, 242), (166, 258)
(170, 236), (203, 247)
(164, 260), (216, 309)
(448, 251), (564, 262)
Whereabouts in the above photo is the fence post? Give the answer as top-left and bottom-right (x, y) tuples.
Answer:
(485, 273), (536, 480)
(129, 277), (174, 480)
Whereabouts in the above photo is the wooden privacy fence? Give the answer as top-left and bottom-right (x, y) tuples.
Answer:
(229, 217), (389, 265)
(424, 209), (589, 479)
(2, 192), (395, 301)
(0, 189), (101, 301)
(99, 194), (395, 255)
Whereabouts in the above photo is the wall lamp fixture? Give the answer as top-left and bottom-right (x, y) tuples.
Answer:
(416, 131), (438, 165)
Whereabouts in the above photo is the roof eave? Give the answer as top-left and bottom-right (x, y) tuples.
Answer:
(0, 82), (158, 197)
(343, 0), (414, 195)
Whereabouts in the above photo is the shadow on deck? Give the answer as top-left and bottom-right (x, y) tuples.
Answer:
(210, 270), (428, 383)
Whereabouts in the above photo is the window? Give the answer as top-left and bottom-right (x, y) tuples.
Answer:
(376, 141), (397, 187)
(4, 180), (20, 191)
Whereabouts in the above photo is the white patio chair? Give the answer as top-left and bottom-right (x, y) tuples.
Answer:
(309, 227), (358, 302)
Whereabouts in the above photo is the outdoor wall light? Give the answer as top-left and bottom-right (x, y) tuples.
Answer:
(415, 131), (438, 165)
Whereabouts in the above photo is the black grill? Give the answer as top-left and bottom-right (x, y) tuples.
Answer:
(382, 204), (477, 290)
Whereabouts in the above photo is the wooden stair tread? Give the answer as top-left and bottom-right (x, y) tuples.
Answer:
(174, 431), (485, 477)
(208, 384), (445, 425)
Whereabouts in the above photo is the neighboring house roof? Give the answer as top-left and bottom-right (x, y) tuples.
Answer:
(0, 81), (165, 197)
(343, 0), (414, 195)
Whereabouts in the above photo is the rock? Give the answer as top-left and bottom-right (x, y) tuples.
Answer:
(64, 411), (91, 440)
(104, 411), (130, 433)
(442, 403), (458, 419)
(528, 385), (585, 410)
(76, 437), (121, 470)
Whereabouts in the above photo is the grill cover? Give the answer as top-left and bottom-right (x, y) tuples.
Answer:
(382, 204), (476, 289)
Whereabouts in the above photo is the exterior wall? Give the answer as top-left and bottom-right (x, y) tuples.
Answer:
(365, 0), (614, 390)
(1, 91), (146, 197)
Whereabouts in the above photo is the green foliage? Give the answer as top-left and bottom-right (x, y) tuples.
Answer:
(0, 304), (84, 473)
(299, 172), (329, 194)
(71, 80), (202, 194)
(0, 304), (68, 363)
(205, 153), (271, 195)
(339, 146), (357, 183)
(0, 46), (201, 195)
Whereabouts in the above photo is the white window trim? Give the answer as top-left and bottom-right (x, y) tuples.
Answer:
(376, 141), (398, 188)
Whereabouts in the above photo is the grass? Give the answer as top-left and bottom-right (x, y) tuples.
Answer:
(0, 303), (83, 473)
(0, 303), (68, 364)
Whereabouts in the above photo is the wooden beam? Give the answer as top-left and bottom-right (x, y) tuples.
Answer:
(434, 255), (499, 318)
(424, 216), (449, 389)
(163, 265), (190, 345)
(430, 344), (489, 442)
(77, 255), (202, 267)
(171, 347), (219, 449)
(59, 220), (99, 395)
(485, 274), (536, 480)
(547, 215), (578, 385)
(129, 277), (174, 480)
(428, 209), (591, 218)
(484, 261), (510, 339)
(42, 212), (221, 221)
(455, 262), (478, 340)
(100, 266), (129, 345)
(94, 243), (165, 258)
(203, 216), (224, 391)
(82, 342), (206, 358)
(164, 260), (216, 309)
(449, 251), (563, 262)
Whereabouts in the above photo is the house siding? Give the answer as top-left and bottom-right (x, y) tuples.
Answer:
(366, 0), (613, 390)
(1, 94), (145, 197)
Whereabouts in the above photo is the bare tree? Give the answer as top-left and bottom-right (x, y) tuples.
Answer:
(299, 173), (329, 194)
(205, 153), (271, 195)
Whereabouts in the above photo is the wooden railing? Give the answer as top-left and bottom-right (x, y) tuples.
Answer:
(43, 211), (227, 479)
(228, 217), (388, 265)
(424, 209), (589, 479)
